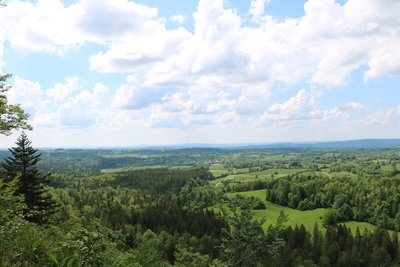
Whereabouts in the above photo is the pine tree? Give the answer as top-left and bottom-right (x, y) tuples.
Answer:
(1, 132), (56, 224)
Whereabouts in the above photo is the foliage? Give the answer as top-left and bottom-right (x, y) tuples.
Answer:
(1, 146), (400, 266)
(0, 176), (25, 225)
(266, 210), (288, 262)
(1, 132), (57, 224)
(110, 167), (213, 194)
(322, 209), (339, 226)
(219, 196), (268, 266)
(265, 172), (400, 229)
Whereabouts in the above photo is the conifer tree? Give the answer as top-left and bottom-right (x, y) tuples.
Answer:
(1, 132), (56, 224)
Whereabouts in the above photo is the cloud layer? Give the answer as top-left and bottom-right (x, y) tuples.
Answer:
(0, 0), (399, 146)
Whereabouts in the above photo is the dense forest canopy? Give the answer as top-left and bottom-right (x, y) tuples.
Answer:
(1, 139), (400, 266)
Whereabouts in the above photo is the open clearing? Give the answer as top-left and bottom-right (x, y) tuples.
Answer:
(225, 189), (394, 235)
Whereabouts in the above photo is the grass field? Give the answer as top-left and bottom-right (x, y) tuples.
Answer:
(209, 165), (228, 177)
(211, 168), (304, 184)
(224, 189), (396, 236)
(225, 189), (325, 232)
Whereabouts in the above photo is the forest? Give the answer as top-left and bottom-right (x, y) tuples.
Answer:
(1, 132), (400, 266)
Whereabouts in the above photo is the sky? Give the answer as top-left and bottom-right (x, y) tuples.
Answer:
(0, 0), (399, 148)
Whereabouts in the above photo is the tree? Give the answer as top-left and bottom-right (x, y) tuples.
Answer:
(0, 176), (25, 225)
(1, 132), (56, 224)
(0, 74), (32, 135)
(267, 211), (288, 257)
(219, 196), (267, 266)
(322, 209), (338, 226)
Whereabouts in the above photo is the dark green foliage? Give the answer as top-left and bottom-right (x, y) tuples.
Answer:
(322, 209), (339, 226)
(1, 146), (400, 266)
(266, 211), (289, 265)
(111, 168), (213, 194)
(265, 172), (400, 229)
(136, 196), (226, 238)
(273, 224), (400, 267)
(1, 132), (57, 224)
(219, 196), (268, 266)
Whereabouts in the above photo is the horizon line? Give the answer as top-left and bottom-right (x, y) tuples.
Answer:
(1, 137), (400, 150)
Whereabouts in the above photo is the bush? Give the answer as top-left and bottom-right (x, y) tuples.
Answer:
(322, 209), (339, 226)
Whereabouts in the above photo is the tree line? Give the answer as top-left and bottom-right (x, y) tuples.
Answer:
(265, 173), (400, 230)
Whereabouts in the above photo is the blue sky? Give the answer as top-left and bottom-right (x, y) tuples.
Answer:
(0, 0), (399, 147)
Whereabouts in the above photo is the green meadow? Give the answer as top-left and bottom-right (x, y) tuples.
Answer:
(211, 168), (304, 184)
(224, 189), (395, 235)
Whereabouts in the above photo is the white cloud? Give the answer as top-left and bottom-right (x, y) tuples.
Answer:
(364, 38), (400, 81)
(171, 14), (185, 24)
(258, 89), (362, 125)
(33, 113), (58, 127)
(268, 89), (317, 115)
(7, 76), (110, 129)
(46, 76), (79, 101)
(112, 75), (177, 109)
(138, 0), (400, 92)
(358, 106), (400, 126)
(2, 0), (399, 87)
(7, 76), (45, 117)
(58, 83), (108, 127)
(0, 0), (83, 53)
(340, 101), (365, 110)
(0, 0), (399, 135)
(249, 0), (269, 22)
(75, 0), (158, 43)
(90, 27), (190, 73)
(214, 111), (237, 125)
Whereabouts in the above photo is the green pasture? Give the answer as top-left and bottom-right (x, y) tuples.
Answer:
(225, 189), (325, 232)
(224, 189), (395, 235)
(211, 168), (304, 184)
(209, 165), (228, 177)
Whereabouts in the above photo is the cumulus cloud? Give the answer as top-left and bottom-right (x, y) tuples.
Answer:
(0, 0), (83, 53)
(7, 76), (45, 117)
(58, 83), (108, 127)
(358, 106), (400, 126)
(2, 0), (399, 87)
(46, 76), (79, 101)
(259, 89), (317, 122)
(1, 0), (400, 132)
(258, 89), (366, 125)
(112, 75), (177, 109)
(6, 76), (110, 128)
(249, 0), (269, 22)
(33, 113), (58, 127)
(75, 0), (158, 42)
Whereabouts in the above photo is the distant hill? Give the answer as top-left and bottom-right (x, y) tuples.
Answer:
(233, 139), (400, 149)
(2, 139), (400, 151)
(132, 139), (400, 150)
